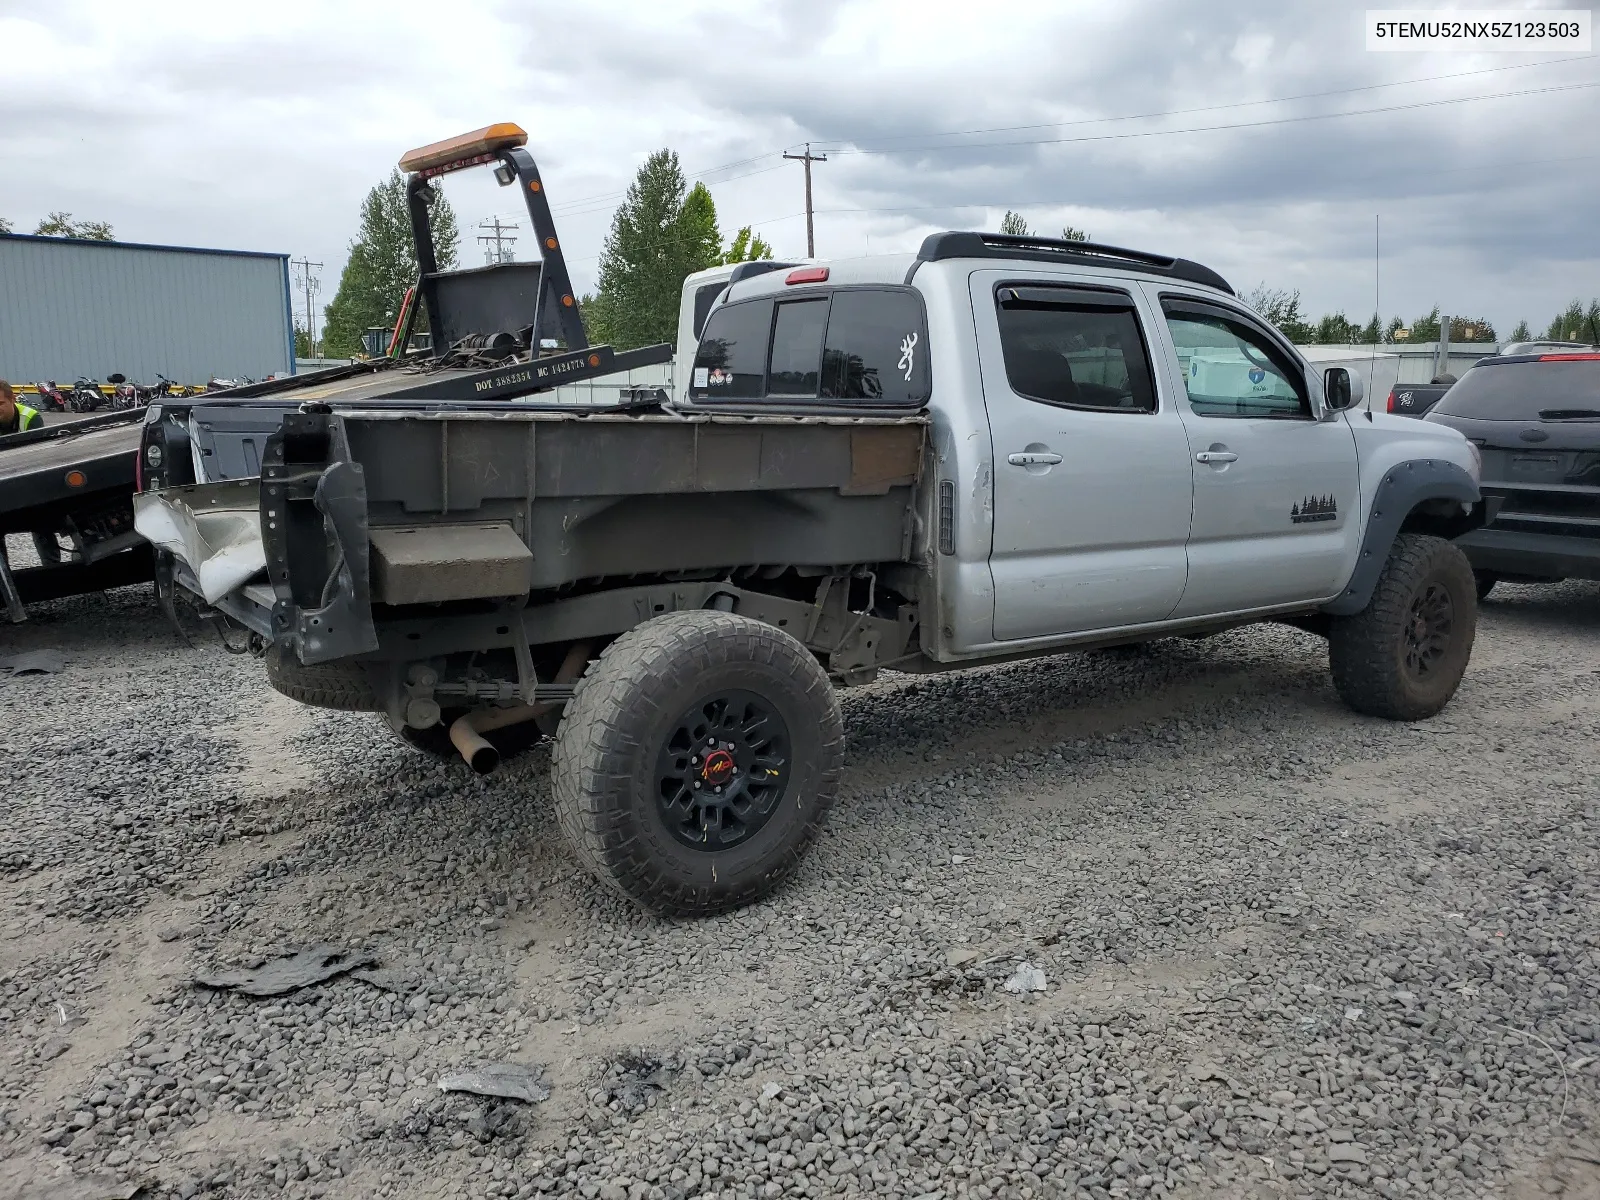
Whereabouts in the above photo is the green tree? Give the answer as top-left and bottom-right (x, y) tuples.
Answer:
(999, 211), (1029, 236)
(680, 183), (722, 271)
(1546, 299), (1600, 343)
(1407, 306), (1443, 344)
(1384, 315), (1408, 343)
(589, 150), (724, 349)
(1354, 313), (1382, 344)
(721, 225), (774, 264)
(322, 170), (460, 358)
(1312, 311), (1355, 344)
(0, 216), (12, 234)
(1449, 316), (1496, 343)
(1509, 319), (1532, 342)
(1244, 284), (1314, 343)
(1060, 226), (1090, 242)
(1545, 299), (1586, 341)
(34, 211), (114, 240)
(293, 323), (317, 359)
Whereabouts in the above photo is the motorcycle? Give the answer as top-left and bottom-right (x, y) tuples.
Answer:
(108, 373), (141, 410)
(32, 381), (71, 412)
(151, 374), (193, 399)
(69, 378), (108, 413)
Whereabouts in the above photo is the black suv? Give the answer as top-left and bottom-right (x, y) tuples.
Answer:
(1426, 352), (1600, 596)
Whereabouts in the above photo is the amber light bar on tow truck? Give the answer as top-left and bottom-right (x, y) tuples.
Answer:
(398, 122), (529, 179)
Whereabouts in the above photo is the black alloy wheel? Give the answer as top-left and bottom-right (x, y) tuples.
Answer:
(1402, 583), (1454, 680)
(654, 690), (792, 851)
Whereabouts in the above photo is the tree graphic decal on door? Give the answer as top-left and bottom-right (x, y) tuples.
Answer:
(1291, 495), (1339, 524)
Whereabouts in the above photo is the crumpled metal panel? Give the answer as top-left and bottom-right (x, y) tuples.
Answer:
(132, 480), (266, 604)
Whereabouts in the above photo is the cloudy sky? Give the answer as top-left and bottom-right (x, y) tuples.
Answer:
(1, 0), (1595, 339)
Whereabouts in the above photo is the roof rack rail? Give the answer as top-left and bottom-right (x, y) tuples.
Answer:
(916, 231), (1234, 295)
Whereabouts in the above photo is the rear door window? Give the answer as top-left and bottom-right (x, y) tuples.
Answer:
(1432, 360), (1600, 421)
(691, 298), (772, 398)
(995, 286), (1157, 412)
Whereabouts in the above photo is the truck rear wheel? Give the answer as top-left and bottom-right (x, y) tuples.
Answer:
(265, 645), (381, 712)
(552, 611), (843, 917)
(1328, 533), (1476, 721)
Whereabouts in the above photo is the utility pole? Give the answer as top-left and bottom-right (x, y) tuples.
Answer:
(291, 257), (323, 354)
(782, 143), (827, 258)
(477, 217), (519, 265)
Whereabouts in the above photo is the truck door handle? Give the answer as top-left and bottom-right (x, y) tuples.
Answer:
(1007, 451), (1064, 467)
(1194, 450), (1238, 464)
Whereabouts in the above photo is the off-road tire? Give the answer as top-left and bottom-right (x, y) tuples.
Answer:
(385, 711), (545, 762)
(1329, 533), (1476, 721)
(265, 645), (380, 711)
(552, 610), (843, 917)
(1474, 571), (1498, 601)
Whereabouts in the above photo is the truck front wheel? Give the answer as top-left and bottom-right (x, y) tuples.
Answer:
(552, 611), (843, 916)
(1328, 533), (1477, 721)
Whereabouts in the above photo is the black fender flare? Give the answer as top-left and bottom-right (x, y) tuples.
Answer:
(1321, 459), (1482, 617)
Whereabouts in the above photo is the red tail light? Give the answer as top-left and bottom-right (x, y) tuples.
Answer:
(1538, 352), (1600, 361)
(1386, 389), (1397, 413)
(785, 267), (828, 285)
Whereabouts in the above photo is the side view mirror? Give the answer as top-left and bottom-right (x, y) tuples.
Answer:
(107, 373), (126, 384)
(1323, 367), (1364, 412)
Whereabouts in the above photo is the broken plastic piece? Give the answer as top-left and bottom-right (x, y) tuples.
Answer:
(0, 649), (65, 674)
(437, 1061), (551, 1104)
(1003, 961), (1047, 994)
(194, 945), (377, 998)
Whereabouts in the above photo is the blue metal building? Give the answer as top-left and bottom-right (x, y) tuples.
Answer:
(0, 233), (294, 386)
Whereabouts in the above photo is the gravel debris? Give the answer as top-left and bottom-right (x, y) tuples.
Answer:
(2, 574), (1598, 1199)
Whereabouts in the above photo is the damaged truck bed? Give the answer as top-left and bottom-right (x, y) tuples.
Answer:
(136, 402), (926, 674)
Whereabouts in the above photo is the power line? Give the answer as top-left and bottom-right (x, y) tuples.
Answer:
(540, 56), (1591, 220)
(736, 150), (1600, 229)
(547, 155), (786, 217)
(805, 53), (1595, 150)
(821, 80), (1600, 157)
(782, 143), (828, 257)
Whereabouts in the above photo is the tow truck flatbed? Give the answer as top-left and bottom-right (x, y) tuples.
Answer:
(0, 410), (150, 619)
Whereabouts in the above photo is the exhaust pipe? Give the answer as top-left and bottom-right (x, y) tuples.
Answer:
(449, 642), (592, 774)
(449, 705), (540, 775)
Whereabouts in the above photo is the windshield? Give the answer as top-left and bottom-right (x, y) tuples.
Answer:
(1430, 360), (1600, 421)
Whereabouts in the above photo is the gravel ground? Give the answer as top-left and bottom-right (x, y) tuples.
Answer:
(2, 571), (1598, 1200)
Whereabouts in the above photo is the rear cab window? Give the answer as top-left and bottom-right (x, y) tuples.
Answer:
(690, 287), (928, 406)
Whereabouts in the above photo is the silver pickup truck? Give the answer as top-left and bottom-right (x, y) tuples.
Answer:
(136, 125), (1491, 917)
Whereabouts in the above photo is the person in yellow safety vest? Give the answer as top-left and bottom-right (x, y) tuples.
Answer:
(0, 379), (43, 435)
